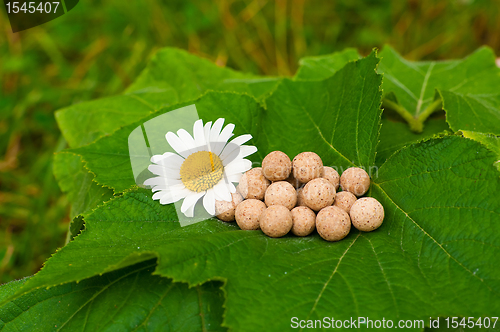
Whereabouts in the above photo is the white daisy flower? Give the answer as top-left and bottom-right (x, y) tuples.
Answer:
(144, 118), (257, 218)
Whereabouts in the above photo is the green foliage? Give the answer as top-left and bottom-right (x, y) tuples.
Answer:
(0, 261), (226, 331)
(293, 48), (360, 80)
(3, 0), (500, 284)
(53, 152), (114, 220)
(1, 47), (500, 331)
(376, 118), (451, 166)
(126, 48), (281, 106)
(378, 46), (500, 133)
(461, 131), (500, 172)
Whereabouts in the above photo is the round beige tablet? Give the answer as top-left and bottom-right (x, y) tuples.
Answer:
(264, 181), (297, 210)
(296, 187), (307, 207)
(262, 151), (292, 181)
(237, 167), (270, 200)
(302, 178), (336, 211)
(333, 191), (357, 214)
(349, 197), (384, 232)
(235, 199), (266, 230)
(340, 167), (370, 196)
(215, 192), (244, 222)
(322, 166), (340, 191)
(316, 206), (351, 242)
(291, 206), (316, 236)
(260, 205), (293, 238)
(284, 171), (301, 189)
(292, 152), (323, 183)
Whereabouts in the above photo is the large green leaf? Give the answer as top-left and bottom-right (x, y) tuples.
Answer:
(53, 152), (114, 221)
(378, 45), (500, 133)
(293, 48), (360, 80)
(440, 90), (500, 135)
(16, 48), (500, 331)
(0, 260), (226, 331)
(376, 117), (450, 166)
(72, 52), (382, 193)
(53, 152), (114, 241)
(126, 47), (281, 107)
(6, 135), (500, 331)
(55, 95), (156, 148)
(462, 131), (500, 172)
(56, 48), (280, 148)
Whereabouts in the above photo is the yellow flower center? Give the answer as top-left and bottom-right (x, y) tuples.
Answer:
(180, 151), (223, 192)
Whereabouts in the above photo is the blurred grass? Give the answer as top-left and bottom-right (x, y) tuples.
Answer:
(0, 0), (499, 283)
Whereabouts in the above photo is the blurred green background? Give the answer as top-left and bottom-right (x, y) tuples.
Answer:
(1, 0), (499, 283)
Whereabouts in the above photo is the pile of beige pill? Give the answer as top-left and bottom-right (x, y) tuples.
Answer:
(214, 151), (384, 241)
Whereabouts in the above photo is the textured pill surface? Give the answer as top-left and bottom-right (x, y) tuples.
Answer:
(215, 192), (244, 222)
(333, 191), (357, 213)
(265, 181), (297, 210)
(284, 171), (301, 189)
(260, 205), (293, 238)
(292, 152), (323, 183)
(237, 167), (270, 200)
(262, 151), (292, 181)
(235, 199), (266, 230)
(322, 166), (340, 190)
(291, 206), (316, 236)
(350, 197), (384, 232)
(340, 167), (371, 196)
(296, 187), (307, 207)
(302, 178), (336, 211)
(316, 206), (351, 241)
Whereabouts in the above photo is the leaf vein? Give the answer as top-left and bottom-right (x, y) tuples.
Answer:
(373, 183), (497, 295)
(301, 232), (360, 328)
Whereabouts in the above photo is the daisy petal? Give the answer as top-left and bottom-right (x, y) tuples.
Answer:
(204, 121), (212, 151)
(203, 189), (216, 215)
(181, 191), (205, 215)
(151, 186), (165, 193)
(145, 177), (183, 187)
(224, 159), (253, 176)
(227, 173), (243, 183)
(144, 177), (166, 187)
(239, 145), (258, 158)
(150, 179), (183, 192)
(217, 123), (235, 143)
(176, 129), (196, 151)
(184, 201), (196, 218)
(219, 141), (238, 160)
(150, 155), (162, 164)
(211, 124), (233, 155)
(159, 191), (182, 205)
(213, 181), (232, 202)
(152, 191), (165, 200)
(210, 118), (225, 143)
(151, 152), (182, 163)
(230, 134), (252, 146)
(148, 165), (180, 179)
(166, 132), (190, 158)
(155, 153), (184, 170)
(172, 187), (193, 202)
(193, 119), (206, 147)
(228, 182), (236, 193)
(220, 143), (241, 166)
